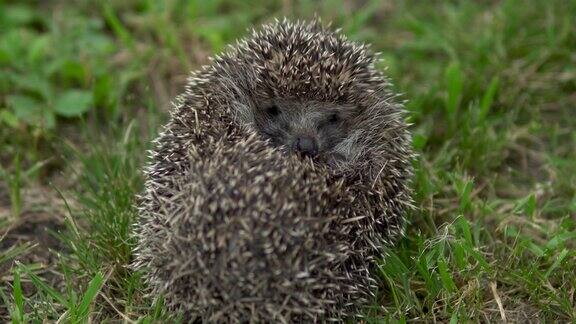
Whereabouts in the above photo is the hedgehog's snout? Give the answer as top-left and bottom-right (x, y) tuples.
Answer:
(292, 135), (319, 157)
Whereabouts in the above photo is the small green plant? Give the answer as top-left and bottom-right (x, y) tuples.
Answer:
(16, 262), (106, 323)
(0, 3), (119, 133)
(0, 153), (47, 217)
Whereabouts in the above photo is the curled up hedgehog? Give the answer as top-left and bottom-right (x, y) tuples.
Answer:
(133, 19), (414, 322)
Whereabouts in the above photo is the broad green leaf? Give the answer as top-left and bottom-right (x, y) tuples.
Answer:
(0, 30), (26, 66)
(53, 90), (93, 117)
(0, 109), (19, 128)
(4, 5), (36, 27)
(80, 33), (115, 55)
(6, 95), (43, 124)
(60, 60), (87, 84)
(28, 35), (51, 63)
(7, 73), (52, 99)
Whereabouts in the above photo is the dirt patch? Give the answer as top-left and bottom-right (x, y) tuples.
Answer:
(0, 183), (68, 319)
(0, 211), (66, 269)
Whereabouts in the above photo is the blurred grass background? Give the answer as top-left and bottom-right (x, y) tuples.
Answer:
(0, 0), (575, 322)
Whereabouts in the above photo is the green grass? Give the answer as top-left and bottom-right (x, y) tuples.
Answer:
(1, 0), (575, 322)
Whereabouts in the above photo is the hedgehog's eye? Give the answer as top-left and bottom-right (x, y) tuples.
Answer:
(328, 113), (340, 124)
(266, 105), (280, 117)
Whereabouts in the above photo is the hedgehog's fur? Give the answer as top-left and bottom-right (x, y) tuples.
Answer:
(133, 19), (414, 322)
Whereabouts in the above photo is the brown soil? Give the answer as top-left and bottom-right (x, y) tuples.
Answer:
(0, 183), (68, 319)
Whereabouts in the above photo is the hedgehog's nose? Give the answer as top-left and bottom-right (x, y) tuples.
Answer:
(292, 136), (318, 157)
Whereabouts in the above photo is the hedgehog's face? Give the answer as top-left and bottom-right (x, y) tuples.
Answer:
(253, 99), (356, 163)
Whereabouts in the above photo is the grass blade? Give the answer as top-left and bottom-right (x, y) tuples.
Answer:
(0, 242), (34, 266)
(545, 248), (569, 278)
(445, 61), (463, 123)
(18, 262), (68, 306)
(12, 268), (25, 323)
(478, 76), (499, 122)
(75, 272), (105, 321)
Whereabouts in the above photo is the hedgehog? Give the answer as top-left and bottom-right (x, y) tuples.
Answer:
(133, 19), (414, 322)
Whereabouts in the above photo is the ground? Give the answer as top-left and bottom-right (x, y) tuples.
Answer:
(0, 0), (575, 322)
